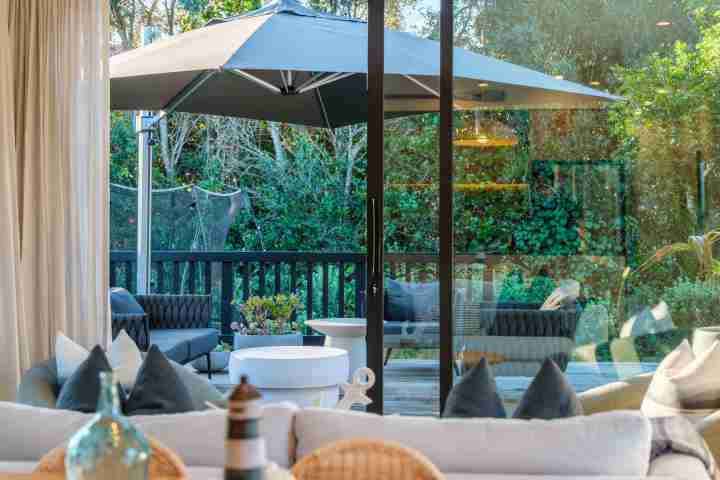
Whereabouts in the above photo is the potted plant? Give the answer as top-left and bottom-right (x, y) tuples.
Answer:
(232, 294), (303, 349)
(192, 342), (232, 373)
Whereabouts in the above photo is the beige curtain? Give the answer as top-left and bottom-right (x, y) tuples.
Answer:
(0, 0), (24, 402)
(0, 0), (110, 400)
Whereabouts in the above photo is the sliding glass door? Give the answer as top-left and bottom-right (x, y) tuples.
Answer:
(368, 0), (717, 415)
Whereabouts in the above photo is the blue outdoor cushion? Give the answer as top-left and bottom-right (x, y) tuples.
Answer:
(110, 287), (145, 315)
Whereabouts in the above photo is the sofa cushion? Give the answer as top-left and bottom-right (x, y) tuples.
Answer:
(294, 409), (652, 476)
(149, 328), (219, 364)
(124, 345), (195, 416)
(384, 279), (439, 323)
(0, 401), (297, 468)
(0, 403), (89, 461)
(55, 330), (144, 389)
(16, 360), (59, 409)
(55, 332), (92, 384)
(641, 339), (720, 424)
(443, 358), (506, 419)
(132, 402), (298, 468)
(110, 287), (145, 315)
(56, 346), (114, 413)
(512, 358), (583, 420)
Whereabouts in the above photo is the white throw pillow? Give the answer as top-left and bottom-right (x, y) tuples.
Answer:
(642, 339), (720, 424)
(55, 332), (91, 384)
(108, 330), (144, 390)
(55, 330), (143, 390)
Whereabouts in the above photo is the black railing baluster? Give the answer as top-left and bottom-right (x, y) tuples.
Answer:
(258, 262), (266, 297)
(125, 261), (134, 293)
(306, 261), (313, 321)
(157, 261), (165, 293)
(188, 261), (196, 294)
(338, 262), (345, 317)
(275, 262), (282, 294)
(322, 262), (329, 318)
(242, 262), (251, 301)
(173, 261), (180, 293)
(354, 261), (365, 317)
(204, 261), (212, 295)
(290, 262), (298, 293)
(221, 261), (234, 335)
(110, 262), (117, 288)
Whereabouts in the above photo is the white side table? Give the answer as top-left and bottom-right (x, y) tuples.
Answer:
(306, 318), (366, 380)
(229, 346), (348, 408)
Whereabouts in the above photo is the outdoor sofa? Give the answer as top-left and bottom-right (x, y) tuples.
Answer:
(384, 289), (581, 376)
(110, 288), (219, 376)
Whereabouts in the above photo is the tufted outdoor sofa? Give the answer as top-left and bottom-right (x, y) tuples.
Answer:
(386, 301), (581, 377)
(110, 288), (220, 377)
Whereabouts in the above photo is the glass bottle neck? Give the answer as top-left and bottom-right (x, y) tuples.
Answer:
(97, 372), (122, 416)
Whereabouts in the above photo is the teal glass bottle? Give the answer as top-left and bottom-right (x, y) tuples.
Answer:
(65, 371), (151, 480)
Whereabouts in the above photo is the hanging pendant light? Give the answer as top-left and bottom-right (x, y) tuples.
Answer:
(454, 110), (519, 148)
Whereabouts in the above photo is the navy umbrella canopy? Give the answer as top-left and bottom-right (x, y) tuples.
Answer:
(110, 0), (617, 128)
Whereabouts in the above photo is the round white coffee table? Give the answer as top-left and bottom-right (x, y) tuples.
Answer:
(229, 346), (348, 408)
(306, 318), (366, 380)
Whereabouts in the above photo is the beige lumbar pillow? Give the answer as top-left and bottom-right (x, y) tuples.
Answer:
(641, 339), (720, 424)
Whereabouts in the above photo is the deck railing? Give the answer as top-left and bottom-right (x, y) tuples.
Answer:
(110, 250), (497, 336)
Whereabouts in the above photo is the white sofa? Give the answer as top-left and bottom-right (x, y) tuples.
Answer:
(0, 401), (710, 479)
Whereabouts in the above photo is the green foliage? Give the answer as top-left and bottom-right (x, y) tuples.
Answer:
(232, 293), (301, 335)
(662, 278), (720, 328)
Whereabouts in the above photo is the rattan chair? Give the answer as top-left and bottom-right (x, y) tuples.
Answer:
(291, 439), (445, 480)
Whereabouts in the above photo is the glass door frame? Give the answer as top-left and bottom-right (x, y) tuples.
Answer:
(366, 0), (455, 414)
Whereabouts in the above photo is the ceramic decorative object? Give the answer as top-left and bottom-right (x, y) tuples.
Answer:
(64, 371), (151, 480)
(225, 375), (266, 480)
(336, 367), (375, 410)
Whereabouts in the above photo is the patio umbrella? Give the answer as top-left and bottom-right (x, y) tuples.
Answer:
(110, 0), (617, 128)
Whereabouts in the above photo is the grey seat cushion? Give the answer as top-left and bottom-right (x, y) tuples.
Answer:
(149, 328), (219, 364)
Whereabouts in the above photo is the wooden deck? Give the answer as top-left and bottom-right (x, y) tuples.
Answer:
(209, 359), (658, 416)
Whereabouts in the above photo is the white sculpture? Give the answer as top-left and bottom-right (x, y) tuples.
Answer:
(336, 367), (375, 410)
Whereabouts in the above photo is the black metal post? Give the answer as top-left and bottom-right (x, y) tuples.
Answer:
(438, 0), (455, 412)
(366, 0), (385, 414)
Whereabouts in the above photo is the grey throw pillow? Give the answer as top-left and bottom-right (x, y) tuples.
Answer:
(443, 358), (507, 418)
(56, 345), (119, 413)
(384, 279), (439, 322)
(110, 287), (145, 315)
(512, 358), (583, 420)
(124, 345), (195, 415)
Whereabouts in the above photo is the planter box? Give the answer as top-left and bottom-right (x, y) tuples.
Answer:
(303, 334), (326, 347)
(191, 351), (230, 373)
(234, 333), (303, 350)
